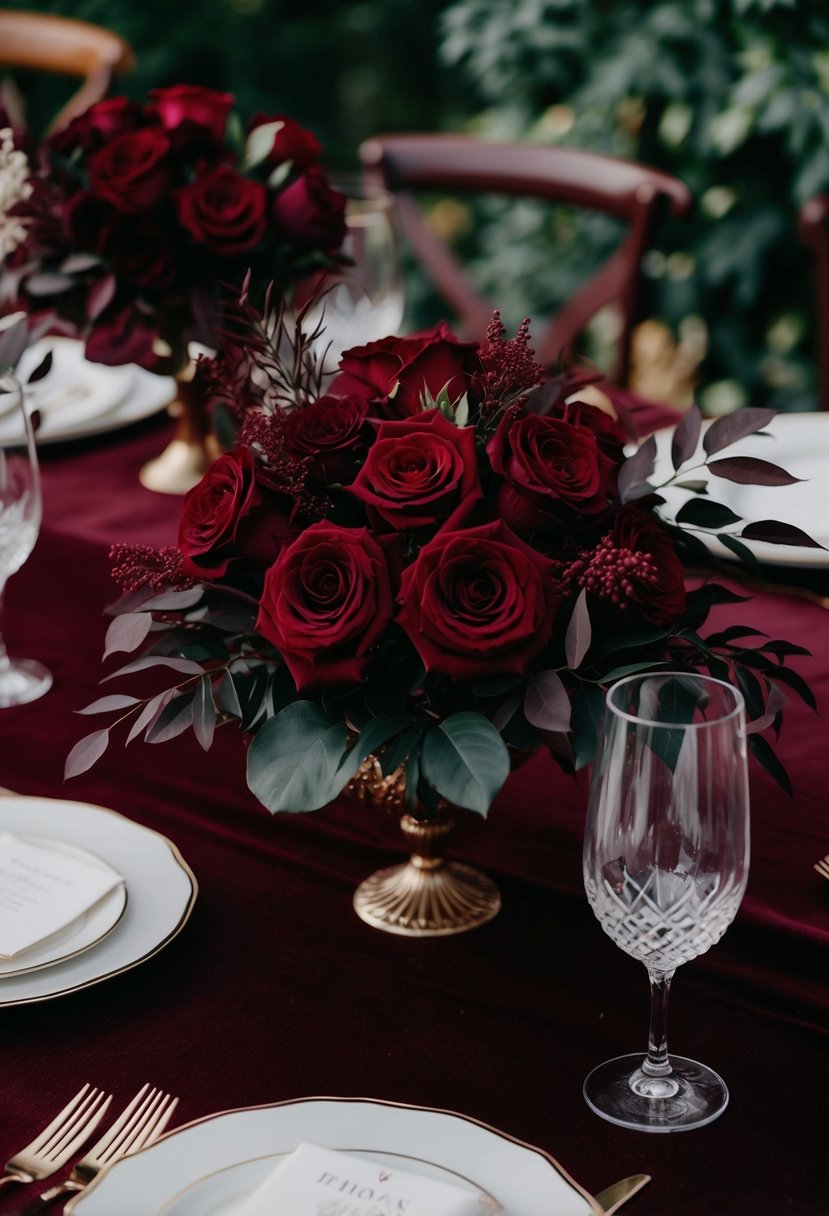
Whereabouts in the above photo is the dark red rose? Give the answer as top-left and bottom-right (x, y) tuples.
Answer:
(248, 113), (321, 169)
(282, 394), (369, 485)
(256, 523), (395, 691)
(105, 214), (176, 290)
(335, 323), (481, 420)
(65, 192), (117, 255)
(150, 85), (235, 140)
(50, 97), (149, 155)
(84, 305), (156, 369)
(178, 448), (292, 579)
(397, 519), (559, 679)
(88, 128), (171, 213)
(586, 505), (686, 628)
(488, 411), (616, 534)
(177, 165), (268, 254)
(555, 399), (627, 464)
(271, 168), (346, 249)
(348, 408), (481, 531)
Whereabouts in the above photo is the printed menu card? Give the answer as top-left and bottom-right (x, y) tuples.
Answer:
(0, 833), (122, 957)
(237, 1141), (493, 1215)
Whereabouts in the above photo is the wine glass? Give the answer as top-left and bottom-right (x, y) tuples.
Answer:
(582, 672), (749, 1132)
(0, 373), (52, 706)
(303, 176), (405, 371)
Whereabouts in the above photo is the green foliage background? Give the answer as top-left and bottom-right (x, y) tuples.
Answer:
(6, 0), (829, 409)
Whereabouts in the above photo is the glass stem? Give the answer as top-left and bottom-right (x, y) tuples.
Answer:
(642, 969), (675, 1076)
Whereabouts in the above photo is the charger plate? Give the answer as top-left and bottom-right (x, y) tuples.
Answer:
(68, 1097), (602, 1216)
(0, 796), (196, 1005)
(653, 413), (829, 569)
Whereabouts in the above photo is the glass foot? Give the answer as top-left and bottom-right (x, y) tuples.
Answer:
(0, 658), (52, 708)
(583, 1053), (729, 1132)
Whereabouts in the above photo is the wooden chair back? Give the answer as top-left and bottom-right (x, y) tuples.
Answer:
(360, 134), (692, 384)
(0, 9), (134, 134)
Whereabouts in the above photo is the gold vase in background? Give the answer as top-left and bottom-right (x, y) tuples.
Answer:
(139, 364), (219, 495)
(348, 754), (501, 937)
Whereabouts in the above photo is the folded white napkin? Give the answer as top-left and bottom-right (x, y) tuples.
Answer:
(237, 1141), (490, 1216)
(0, 833), (123, 957)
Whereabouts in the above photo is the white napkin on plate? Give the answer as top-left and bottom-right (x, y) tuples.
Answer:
(236, 1141), (490, 1216)
(0, 833), (123, 957)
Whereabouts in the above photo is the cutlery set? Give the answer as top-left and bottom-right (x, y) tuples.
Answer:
(1, 1083), (177, 1211)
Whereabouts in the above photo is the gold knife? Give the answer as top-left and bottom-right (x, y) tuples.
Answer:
(594, 1174), (652, 1214)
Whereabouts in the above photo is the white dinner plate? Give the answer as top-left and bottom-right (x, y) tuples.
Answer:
(652, 412), (829, 568)
(1, 338), (174, 446)
(0, 834), (126, 978)
(0, 797), (196, 1006)
(68, 1098), (601, 1216)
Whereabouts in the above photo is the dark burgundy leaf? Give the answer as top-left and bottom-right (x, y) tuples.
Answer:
(708, 457), (801, 486)
(617, 434), (657, 503)
(675, 499), (742, 528)
(702, 408), (778, 456)
(26, 350), (53, 384)
(671, 406), (702, 470)
(716, 532), (762, 571)
(740, 520), (826, 549)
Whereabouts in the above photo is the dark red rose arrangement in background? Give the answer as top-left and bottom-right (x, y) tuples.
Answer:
(2, 88), (346, 373)
(72, 307), (815, 816)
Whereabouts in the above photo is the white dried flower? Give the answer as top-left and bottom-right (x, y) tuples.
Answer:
(0, 127), (33, 262)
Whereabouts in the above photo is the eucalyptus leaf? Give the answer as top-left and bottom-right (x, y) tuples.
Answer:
(126, 688), (174, 744)
(564, 588), (591, 669)
(102, 655), (205, 682)
(524, 670), (570, 732)
(420, 712), (510, 814)
(247, 701), (351, 812)
(103, 612), (153, 659)
(64, 729), (109, 779)
(76, 694), (140, 715)
(193, 676), (217, 751)
(145, 690), (196, 743)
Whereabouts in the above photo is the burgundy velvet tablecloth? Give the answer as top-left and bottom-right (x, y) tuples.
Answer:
(1, 414), (827, 1215)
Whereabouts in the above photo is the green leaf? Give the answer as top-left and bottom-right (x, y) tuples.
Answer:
(247, 701), (351, 813)
(381, 722), (428, 776)
(716, 533), (762, 572)
(748, 733), (792, 795)
(353, 714), (414, 766)
(569, 682), (606, 770)
(420, 712), (510, 814)
(675, 499), (743, 529)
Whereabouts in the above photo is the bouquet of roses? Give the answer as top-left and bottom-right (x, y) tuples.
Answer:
(66, 298), (817, 814)
(0, 85), (346, 374)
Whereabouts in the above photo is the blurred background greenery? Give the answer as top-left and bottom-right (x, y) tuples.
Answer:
(5, 0), (829, 411)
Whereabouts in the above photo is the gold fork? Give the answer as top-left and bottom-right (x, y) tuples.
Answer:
(21, 1083), (178, 1213)
(0, 1084), (112, 1191)
(815, 855), (829, 881)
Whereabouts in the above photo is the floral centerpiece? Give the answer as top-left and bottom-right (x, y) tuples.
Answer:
(0, 86), (346, 374)
(66, 298), (817, 933)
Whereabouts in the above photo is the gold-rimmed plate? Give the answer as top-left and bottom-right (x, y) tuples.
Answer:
(0, 796), (196, 1006)
(0, 834), (127, 978)
(68, 1097), (603, 1216)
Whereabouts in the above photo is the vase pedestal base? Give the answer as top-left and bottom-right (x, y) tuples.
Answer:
(353, 855), (501, 937)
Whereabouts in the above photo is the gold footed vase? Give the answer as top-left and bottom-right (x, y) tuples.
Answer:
(139, 367), (219, 495)
(349, 757), (501, 937)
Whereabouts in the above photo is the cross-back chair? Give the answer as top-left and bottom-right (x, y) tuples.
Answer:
(359, 134), (692, 385)
(0, 9), (134, 135)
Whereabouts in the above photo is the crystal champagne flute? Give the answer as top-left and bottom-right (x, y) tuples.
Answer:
(302, 176), (405, 370)
(582, 672), (749, 1132)
(0, 373), (52, 706)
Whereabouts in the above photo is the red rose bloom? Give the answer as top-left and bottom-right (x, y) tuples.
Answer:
(248, 114), (321, 168)
(65, 192), (116, 256)
(348, 408), (481, 531)
(488, 411), (616, 534)
(88, 128), (171, 212)
(84, 305), (156, 369)
(282, 394), (369, 485)
(271, 167), (346, 249)
(335, 323), (480, 420)
(150, 84), (235, 139)
(397, 519), (559, 679)
(178, 449), (264, 579)
(50, 97), (149, 155)
(177, 165), (268, 255)
(256, 523), (395, 691)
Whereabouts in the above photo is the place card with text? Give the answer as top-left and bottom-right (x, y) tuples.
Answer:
(0, 833), (123, 957)
(237, 1141), (494, 1216)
